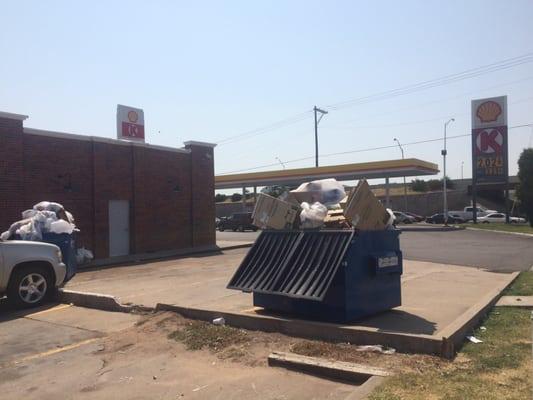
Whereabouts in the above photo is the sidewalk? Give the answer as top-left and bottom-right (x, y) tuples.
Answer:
(66, 248), (517, 357)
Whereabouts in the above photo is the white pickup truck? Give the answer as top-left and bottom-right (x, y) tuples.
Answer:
(0, 240), (66, 308)
(449, 206), (498, 222)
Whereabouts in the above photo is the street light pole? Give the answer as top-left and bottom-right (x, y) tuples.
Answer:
(393, 138), (408, 211)
(314, 106), (328, 167)
(443, 118), (455, 225)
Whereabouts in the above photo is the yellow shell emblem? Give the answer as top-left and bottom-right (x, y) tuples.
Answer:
(476, 101), (502, 123)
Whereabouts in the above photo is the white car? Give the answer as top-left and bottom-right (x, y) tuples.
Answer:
(0, 240), (66, 308)
(477, 213), (526, 224)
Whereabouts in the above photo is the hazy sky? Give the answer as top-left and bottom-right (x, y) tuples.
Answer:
(2, 1), (532, 185)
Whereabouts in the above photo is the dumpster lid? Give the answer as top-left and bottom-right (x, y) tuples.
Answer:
(227, 230), (354, 301)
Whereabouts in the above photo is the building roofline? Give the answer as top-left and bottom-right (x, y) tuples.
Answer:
(0, 111), (29, 121)
(184, 140), (217, 148)
(23, 127), (191, 154)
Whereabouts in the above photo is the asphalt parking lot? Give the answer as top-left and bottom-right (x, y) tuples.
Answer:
(217, 228), (533, 271)
(0, 301), (371, 400)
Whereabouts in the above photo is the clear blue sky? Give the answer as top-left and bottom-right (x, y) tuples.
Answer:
(2, 1), (532, 187)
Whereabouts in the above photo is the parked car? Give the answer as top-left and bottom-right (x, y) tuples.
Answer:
(0, 239), (66, 308)
(426, 213), (466, 224)
(477, 213), (526, 224)
(448, 206), (497, 222)
(392, 211), (416, 224)
(403, 211), (425, 222)
(217, 212), (258, 232)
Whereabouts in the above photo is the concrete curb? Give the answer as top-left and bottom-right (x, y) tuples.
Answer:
(496, 295), (533, 307)
(155, 303), (444, 357)
(400, 225), (465, 232)
(216, 243), (254, 251)
(268, 351), (390, 384)
(57, 289), (153, 313)
(439, 271), (520, 358)
(465, 227), (533, 238)
(77, 243), (252, 272)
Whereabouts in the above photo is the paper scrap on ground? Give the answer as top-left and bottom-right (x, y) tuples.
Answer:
(466, 336), (483, 343)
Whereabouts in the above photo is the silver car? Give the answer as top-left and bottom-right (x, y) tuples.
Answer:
(0, 240), (66, 308)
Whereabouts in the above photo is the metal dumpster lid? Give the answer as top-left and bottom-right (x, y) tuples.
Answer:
(227, 229), (354, 301)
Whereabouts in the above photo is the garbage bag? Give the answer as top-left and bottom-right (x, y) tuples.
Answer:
(76, 247), (94, 264)
(49, 219), (75, 234)
(290, 178), (346, 206)
(300, 202), (328, 229)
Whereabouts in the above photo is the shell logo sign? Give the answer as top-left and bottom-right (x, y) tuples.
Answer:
(476, 101), (502, 123)
(471, 96), (507, 184)
(117, 105), (145, 142)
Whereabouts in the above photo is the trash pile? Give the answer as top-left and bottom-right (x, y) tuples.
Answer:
(252, 178), (394, 231)
(1, 201), (77, 241)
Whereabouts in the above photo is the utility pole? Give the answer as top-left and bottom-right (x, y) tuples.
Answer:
(442, 118), (455, 225)
(461, 161), (464, 180)
(314, 106), (328, 167)
(393, 138), (408, 211)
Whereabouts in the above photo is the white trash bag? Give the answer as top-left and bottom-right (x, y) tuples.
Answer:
(291, 178), (346, 206)
(300, 202), (328, 229)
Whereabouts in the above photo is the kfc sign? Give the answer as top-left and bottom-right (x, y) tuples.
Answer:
(117, 105), (145, 141)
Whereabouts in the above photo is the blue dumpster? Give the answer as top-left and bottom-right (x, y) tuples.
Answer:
(227, 229), (402, 322)
(41, 232), (77, 282)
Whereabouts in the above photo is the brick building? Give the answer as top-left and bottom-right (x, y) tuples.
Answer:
(0, 111), (216, 261)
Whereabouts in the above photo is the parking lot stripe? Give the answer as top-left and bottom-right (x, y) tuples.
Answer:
(10, 338), (100, 365)
(25, 304), (72, 317)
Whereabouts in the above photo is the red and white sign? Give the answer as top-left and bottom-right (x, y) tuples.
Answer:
(117, 105), (145, 141)
(471, 96), (508, 184)
(474, 127), (504, 155)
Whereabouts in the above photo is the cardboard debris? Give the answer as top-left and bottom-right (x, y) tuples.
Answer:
(252, 193), (300, 230)
(343, 179), (390, 230)
(323, 209), (350, 229)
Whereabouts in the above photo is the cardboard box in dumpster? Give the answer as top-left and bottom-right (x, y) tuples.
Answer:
(252, 193), (300, 230)
(343, 179), (390, 230)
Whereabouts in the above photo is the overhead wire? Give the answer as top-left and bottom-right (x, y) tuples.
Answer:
(217, 123), (533, 175)
(214, 52), (533, 147)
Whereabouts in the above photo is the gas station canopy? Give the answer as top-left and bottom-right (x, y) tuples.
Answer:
(215, 158), (439, 189)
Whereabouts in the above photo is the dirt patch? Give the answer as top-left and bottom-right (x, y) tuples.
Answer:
(168, 320), (249, 351)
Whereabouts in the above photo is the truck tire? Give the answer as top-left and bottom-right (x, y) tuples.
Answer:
(7, 264), (53, 309)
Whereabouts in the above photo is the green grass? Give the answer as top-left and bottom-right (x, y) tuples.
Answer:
(469, 223), (533, 234)
(503, 272), (533, 296)
(369, 272), (533, 400)
(168, 320), (249, 351)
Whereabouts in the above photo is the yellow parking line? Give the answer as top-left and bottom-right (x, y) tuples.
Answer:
(25, 304), (72, 317)
(11, 338), (100, 365)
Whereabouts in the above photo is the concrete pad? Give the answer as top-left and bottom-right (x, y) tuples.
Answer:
(65, 248), (517, 358)
(496, 296), (533, 307)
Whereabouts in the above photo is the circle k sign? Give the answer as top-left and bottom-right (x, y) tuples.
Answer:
(475, 127), (504, 155)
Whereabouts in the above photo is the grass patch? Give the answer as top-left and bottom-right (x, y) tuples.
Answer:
(369, 274), (533, 400)
(168, 321), (249, 351)
(503, 272), (533, 296)
(469, 223), (533, 234)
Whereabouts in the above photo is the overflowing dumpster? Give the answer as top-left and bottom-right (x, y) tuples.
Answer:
(227, 178), (403, 323)
(227, 229), (402, 322)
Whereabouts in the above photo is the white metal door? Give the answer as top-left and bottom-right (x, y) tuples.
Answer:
(109, 200), (130, 257)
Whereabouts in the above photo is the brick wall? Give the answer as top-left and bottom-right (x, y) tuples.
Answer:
(0, 115), (215, 259)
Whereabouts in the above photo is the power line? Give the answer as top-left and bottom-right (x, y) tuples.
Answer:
(214, 52), (533, 146)
(325, 53), (533, 110)
(217, 123), (533, 175)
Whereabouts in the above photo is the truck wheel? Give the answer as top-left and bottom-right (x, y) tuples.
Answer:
(238, 225), (244, 232)
(7, 264), (53, 309)
(219, 227), (225, 232)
